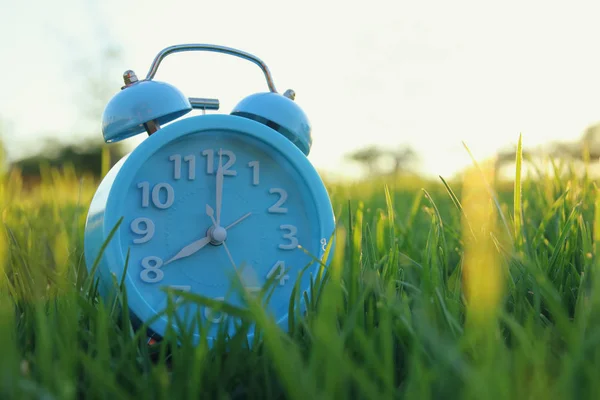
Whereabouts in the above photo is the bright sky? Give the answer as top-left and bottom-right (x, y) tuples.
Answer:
(2, 0), (600, 180)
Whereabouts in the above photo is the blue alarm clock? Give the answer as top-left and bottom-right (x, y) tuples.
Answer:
(84, 44), (336, 344)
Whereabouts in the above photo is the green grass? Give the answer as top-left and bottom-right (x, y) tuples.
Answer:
(1, 146), (600, 399)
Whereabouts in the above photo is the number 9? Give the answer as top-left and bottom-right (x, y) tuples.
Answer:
(130, 217), (155, 244)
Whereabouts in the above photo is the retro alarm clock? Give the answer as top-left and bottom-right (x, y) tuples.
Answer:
(84, 44), (335, 344)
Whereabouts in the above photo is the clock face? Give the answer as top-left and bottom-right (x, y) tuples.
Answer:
(112, 125), (332, 340)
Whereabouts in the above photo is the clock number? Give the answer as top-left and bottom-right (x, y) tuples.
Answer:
(204, 297), (226, 323)
(138, 182), (150, 207)
(169, 154), (196, 180)
(219, 150), (237, 176)
(140, 256), (164, 283)
(248, 161), (260, 185)
(138, 182), (175, 209)
(184, 155), (196, 180)
(201, 149), (237, 176)
(201, 149), (213, 174)
(268, 188), (288, 213)
(279, 225), (298, 250)
(321, 238), (328, 252)
(169, 154), (181, 179)
(130, 217), (155, 244)
(167, 285), (191, 304)
(152, 183), (175, 209)
(266, 260), (289, 286)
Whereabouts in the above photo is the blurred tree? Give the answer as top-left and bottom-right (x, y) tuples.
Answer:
(494, 121), (600, 181)
(578, 122), (600, 159)
(346, 144), (418, 177)
(535, 121), (600, 161)
(387, 146), (418, 176)
(5, 42), (128, 181)
(74, 45), (123, 127)
(4, 4), (129, 183)
(346, 145), (385, 176)
(9, 137), (125, 178)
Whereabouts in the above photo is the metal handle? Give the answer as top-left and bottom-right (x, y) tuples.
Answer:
(189, 97), (220, 110)
(144, 43), (278, 93)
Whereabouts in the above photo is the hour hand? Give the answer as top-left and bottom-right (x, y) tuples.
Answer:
(164, 235), (211, 265)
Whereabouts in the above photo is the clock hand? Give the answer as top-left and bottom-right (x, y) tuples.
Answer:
(206, 204), (218, 227)
(206, 205), (251, 231)
(206, 205), (256, 285)
(225, 212), (251, 230)
(222, 241), (237, 270)
(222, 242), (262, 291)
(215, 149), (224, 226)
(164, 235), (211, 265)
(166, 209), (252, 265)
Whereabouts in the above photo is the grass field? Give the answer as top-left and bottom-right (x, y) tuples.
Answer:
(1, 140), (600, 399)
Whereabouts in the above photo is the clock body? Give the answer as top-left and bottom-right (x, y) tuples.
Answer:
(84, 113), (335, 343)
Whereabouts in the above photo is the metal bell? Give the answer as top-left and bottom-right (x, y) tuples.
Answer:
(101, 70), (193, 142)
(231, 89), (312, 156)
(100, 43), (310, 152)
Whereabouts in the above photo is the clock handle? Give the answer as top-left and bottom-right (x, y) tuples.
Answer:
(144, 44), (279, 93)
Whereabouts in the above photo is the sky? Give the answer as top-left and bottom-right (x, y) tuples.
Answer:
(2, 0), (600, 180)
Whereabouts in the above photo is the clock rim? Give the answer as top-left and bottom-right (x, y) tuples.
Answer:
(88, 113), (336, 344)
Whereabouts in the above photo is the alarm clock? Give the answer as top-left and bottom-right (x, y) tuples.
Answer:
(84, 44), (336, 345)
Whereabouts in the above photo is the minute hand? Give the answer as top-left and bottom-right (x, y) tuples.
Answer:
(215, 150), (224, 226)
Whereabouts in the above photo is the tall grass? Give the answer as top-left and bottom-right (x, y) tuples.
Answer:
(1, 144), (600, 399)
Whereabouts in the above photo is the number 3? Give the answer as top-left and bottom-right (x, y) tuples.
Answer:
(279, 225), (298, 250)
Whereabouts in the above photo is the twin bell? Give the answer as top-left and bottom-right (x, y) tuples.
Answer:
(101, 44), (312, 156)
